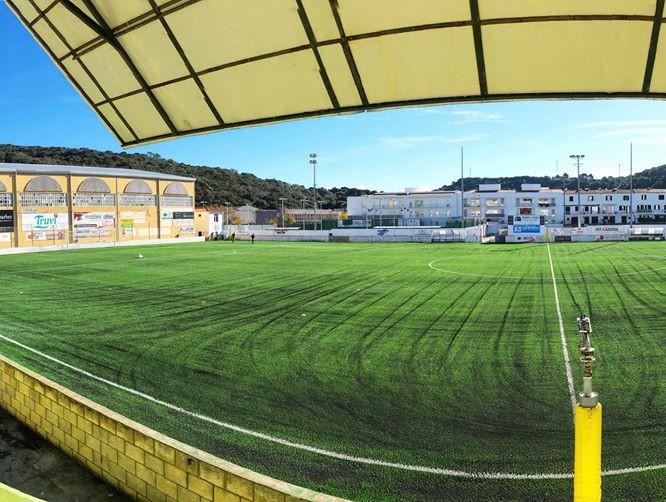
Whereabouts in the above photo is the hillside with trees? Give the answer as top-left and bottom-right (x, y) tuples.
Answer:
(0, 144), (372, 209)
(2, 145), (664, 208)
(438, 165), (666, 191)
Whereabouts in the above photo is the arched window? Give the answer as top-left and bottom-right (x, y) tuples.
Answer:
(77, 177), (111, 193)
(21, 176), (66, 207)
(121, 179), (156, 207)
(24, 175), (62, 192)
(74, 177), (115, 206)
(0, 180), (11, 206)
(124, 179), (152, 194)
(163, 182), (188, 195)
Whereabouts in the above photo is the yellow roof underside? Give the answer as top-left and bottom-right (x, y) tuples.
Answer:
(7, 0), (666, 146)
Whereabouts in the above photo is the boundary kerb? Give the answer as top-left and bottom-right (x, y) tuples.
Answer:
(0, 354), (348, 502)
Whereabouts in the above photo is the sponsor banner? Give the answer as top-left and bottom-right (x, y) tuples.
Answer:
(173, 218), (193, 226)
(162, 211), (194, 220)
(120, 219), (134, 236)
(0, 210), (13, 232)
(512, 225), (540, 234)
(0, 233), (10, 242)
(120, 211), (145, 224)
(22, 213), (69, 231)
(513, 215), (540, 225)
(178, 226), (194, 234)
(590, 226), (627, 234)
(28, 230), (66, 241)
(172, 211), (194, 220)
(73, 212), (115, 238)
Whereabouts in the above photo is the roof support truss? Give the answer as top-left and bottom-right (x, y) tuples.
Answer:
(643, 0), (665, 93)
(59, 0), (178, 134)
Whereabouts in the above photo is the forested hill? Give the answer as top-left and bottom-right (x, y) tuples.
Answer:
(0, 144), (372, 210)
(438, 165), (666, 191)
(3, 145), (664, 208)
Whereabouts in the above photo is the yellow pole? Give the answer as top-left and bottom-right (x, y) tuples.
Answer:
(574, 402), (602, 501)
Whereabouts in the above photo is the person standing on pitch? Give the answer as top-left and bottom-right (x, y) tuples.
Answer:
(251, 233), (255, 244)
(231, 232), (235, 243)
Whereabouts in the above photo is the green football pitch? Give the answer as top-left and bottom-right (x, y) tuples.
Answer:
(0, 241), (664, 501)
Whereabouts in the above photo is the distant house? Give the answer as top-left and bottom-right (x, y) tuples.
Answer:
(195, 207), (226, 237)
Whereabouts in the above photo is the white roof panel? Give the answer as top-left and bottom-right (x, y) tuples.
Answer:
(7, 0), (666, 147)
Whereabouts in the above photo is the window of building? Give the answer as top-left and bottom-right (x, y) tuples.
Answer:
(623, 195), (630, 201)
(569, 196), (574, 202)
(24, 176), (62, 193)
(120, 194), (156, 206)
(588, 195), (594, 201)
(414, 200), (424, 207)
(605, 195), (612, 201)
(213, 214), (219, 222)
(73, 193), (116, 206)
(20, 193), (67, 207)
(161, 195), (193, 207)
(0, 193), (13, 206)
(163, 182), (188, 195)
(124, 179), (152, 194)
(77, 177), (111, 193)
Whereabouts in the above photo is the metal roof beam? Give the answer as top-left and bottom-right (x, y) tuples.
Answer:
(643, 0), (665, 93)
(146, 0), (225, 126)
(469, 0), (488, 96)
(328, 0), (368, 107)
(295, 0), (340, 109)
(59, 0), (178, 135)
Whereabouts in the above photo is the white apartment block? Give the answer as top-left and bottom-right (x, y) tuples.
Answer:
(563, 189), (666, 226)
(346, 190), (460, 227)
(347, 184), (666, 227)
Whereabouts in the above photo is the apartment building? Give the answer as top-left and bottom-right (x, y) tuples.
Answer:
(347, 184), (666, 227)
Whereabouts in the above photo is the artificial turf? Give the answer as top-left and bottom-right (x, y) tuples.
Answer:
(0, 241), (664, 501)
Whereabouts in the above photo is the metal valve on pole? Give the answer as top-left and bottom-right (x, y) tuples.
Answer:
(574, 314), (602, 502)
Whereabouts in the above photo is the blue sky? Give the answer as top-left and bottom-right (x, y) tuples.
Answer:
(3, 3), (666, 192)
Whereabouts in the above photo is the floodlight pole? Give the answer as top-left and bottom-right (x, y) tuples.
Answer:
(570, 155), (585, 228)
(309, 153), (317, 231)
(279, 197), (286, 228)
(461, 147), (465, 229)
(573, 314), (602, 502)
(629, 143), (634, 228)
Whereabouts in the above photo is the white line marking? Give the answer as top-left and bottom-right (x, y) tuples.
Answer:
(546, 242), (577, 410)
(0, 334), (564, 479)
(0, 336), (663, 479)
(428, 258), (523, 279)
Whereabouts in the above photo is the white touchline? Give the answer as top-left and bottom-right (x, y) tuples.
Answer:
(546, 242), (577, 411)
(0, 335), (663, 479)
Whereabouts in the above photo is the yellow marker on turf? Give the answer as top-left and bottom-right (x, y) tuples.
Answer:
(573, 314), (601, 502)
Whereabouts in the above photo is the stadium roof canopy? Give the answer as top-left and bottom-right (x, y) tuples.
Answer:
(8, 0), (666, 147)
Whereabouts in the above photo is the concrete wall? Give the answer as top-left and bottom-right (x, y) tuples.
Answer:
(0, 355), (345, 502)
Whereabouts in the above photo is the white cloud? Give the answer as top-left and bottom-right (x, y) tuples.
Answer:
(576, 119), (666, 129)
(450, 110), (506, 124)
(577, 120), (666, 146)
(592, 127), (666, 138)
(378, 134), (483, 150)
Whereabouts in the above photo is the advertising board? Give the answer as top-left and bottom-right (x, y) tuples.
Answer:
(73, 212), (115, 238)
(22, 213), (69, 231)
(0, 210), (13, 232)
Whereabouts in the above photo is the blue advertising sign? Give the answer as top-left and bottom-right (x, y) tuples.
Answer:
(513, 225), (540, 233)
